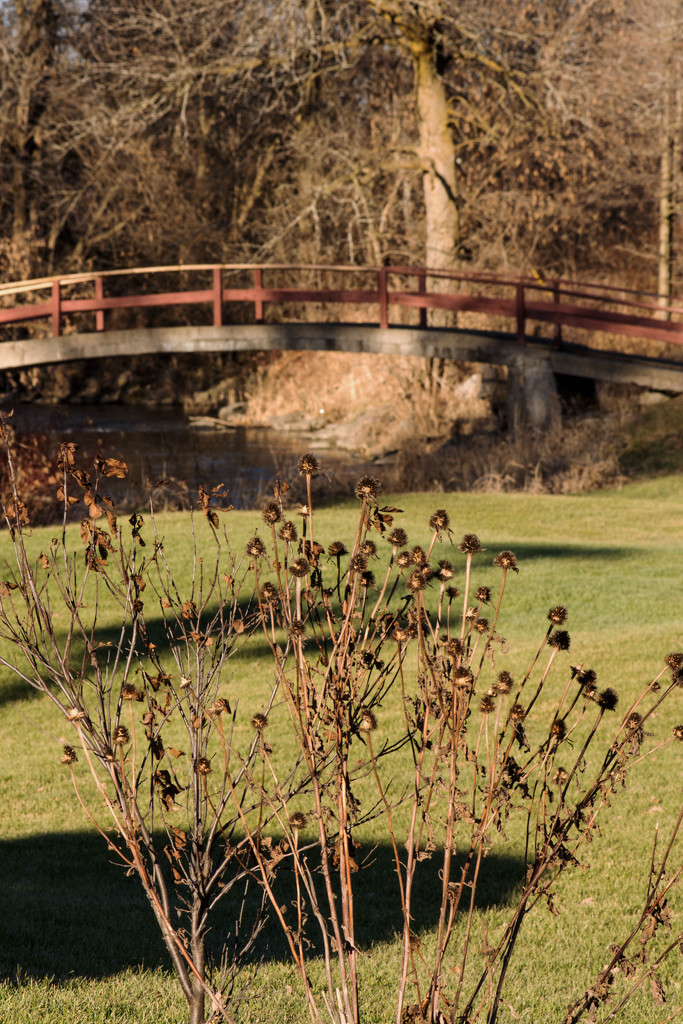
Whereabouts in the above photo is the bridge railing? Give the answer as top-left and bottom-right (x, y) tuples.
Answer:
(2, 263), (683, 352)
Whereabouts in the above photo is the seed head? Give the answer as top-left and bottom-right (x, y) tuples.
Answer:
(549, 629), (571, 651)
(445, 638), (465, 659)
(596, 687), (618, 711)
(474, 617), (489, 634)
(553, 767), (569, 786)
(289, 811), (308, 829)
(251, 712), (269, 731)
(479, 694), (496, 714)
(196, 757), (212, 775)
(113, 725), (129, 746)
(278, 521), (298, 543)
(288, 618), (306, 638)
(121, 683), (139, 701)
(260, 581), (278, 607)
(388, 528), (408, 548)
(360, 539), (378, 559)
(446, 585), (460, 600)
(61, 745), (78, 765)
(396, 550), (411, 569)
(349, 553), (368, 574)
(393, 623), (416, 644)
(290, 557), (310, 578)
(550, 718), (566, 740)
(429, 508), (450, 533)
(509, 703), (526, 722)
(358, 707), (378, 733)
(497, 671), (514, 694)
(246, 535), (267, 559)
(328, 540), (348, 559)
(437, 560), (455, 581)
(407, 566), (432, 592)
(360, 570), (376, 589)
(354, 475), (382, 501)
(493, 550), (518, 573)
(665, 652), (683, 671)
(454, 667), (473, 689)
(626, 712), (643, 731)
(548, 605), (568, 625)
(262, 501), (282, 525)
(411, 545), (428, 566)
(66, 706), (87, 722)
(298, 453), (321, 476)
(459, 534), (483, 555)
(475, 585), (491, 603)
(673, 725), (683, 741)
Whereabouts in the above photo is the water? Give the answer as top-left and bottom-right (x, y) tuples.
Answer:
(8, 403), (361, 508)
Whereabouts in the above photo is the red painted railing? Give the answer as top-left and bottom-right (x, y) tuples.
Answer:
(2, 263), (683, 352)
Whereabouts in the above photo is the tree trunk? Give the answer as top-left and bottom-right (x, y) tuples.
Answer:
(413, 39), (459, 275)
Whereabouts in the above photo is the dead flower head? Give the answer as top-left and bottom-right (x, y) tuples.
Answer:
(437, 560), (455, 581)
(289, 811), (308, 830)
(262, 501), (282, 525)
(246, 535), (267, 559)
(196, 757), (212, 776)
(550, 718), (566, 740)
(548, 605), (568, 625)
(479, 694), (496, 714)
(596, 687), (618, 711)
(549, 629), (571, 651)
(354, 475), (382, 501)
(673, 725), (683, 741)
(493, 550), (519, 573)
(388, 527), (408, 548)
(278, 520), (298, 543)
(298, 453), (321, 476)
(497, 670), (514, 694)
(328, 540), (348, 559)
(289, 557), (310, 578)
(251, 712), (269, 731)
(358, 707), (378, 733)
(61, 745), (78, 765)
(429, 508), (450, 534)
(459, 534), (483, 555)
(113, 725), (130, 746)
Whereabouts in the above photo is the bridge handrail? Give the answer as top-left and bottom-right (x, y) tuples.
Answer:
(2, 263), (683, 350)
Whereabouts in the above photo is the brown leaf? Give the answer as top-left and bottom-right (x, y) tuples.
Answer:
(167, 747), (185, 758)
(98, 456), (127, 479)
(650, 972), (666, 1004)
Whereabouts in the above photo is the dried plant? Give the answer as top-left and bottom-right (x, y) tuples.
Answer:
(1, 420), (682, 1024)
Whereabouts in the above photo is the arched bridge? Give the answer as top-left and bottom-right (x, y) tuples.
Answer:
(2, 264), (683, 407)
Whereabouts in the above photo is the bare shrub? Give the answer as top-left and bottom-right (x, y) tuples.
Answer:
(1, 428), (682, 1024)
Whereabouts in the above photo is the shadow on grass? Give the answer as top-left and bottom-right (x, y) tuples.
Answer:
(483, 541), (632, 563)
(0, 830), (525, 983)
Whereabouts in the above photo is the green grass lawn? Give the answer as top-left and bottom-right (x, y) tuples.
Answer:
(1, 476), (683, 1023)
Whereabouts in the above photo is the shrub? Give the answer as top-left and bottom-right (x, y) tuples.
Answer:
(0, 430), (682, 1024)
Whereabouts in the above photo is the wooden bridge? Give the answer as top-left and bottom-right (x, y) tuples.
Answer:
(2, 264), (683, 424)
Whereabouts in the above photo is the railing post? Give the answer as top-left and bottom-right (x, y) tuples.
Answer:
(51, 280), (61, 337)
(254, 267), (264, 323)
(418, 271), (427, 328)
(552, 278), (562, 349)
(515, 284), (526, 345)
(378, 267), (388, 329)
(95, 276), (104, 331)
(213, 267), (223, 327)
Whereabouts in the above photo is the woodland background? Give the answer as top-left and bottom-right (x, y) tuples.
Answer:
(2, 0), (683, 487)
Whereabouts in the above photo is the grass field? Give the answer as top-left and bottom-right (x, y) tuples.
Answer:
(1, 475), (682, 1024)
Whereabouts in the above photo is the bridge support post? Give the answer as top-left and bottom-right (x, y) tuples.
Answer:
(507, 351), (560, 432)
